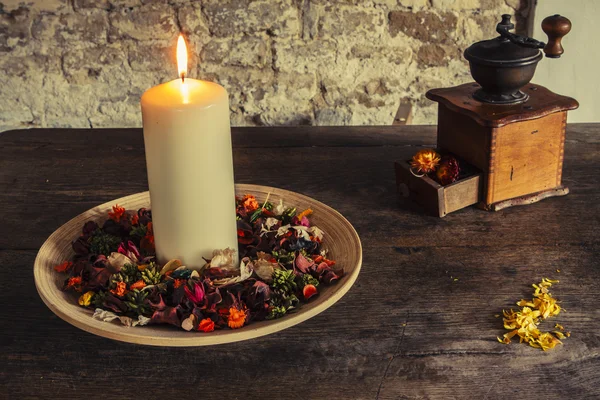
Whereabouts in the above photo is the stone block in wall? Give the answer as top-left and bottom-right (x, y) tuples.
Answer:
(63, 45), (128, 83)
(108, 3), (177, 42)
(431, 0), (481, 11)
(203, 36), (269, 69)
(314, 107), (352, 126)
(32, 10), (108, 44)
(0, 7), (31, 51)
(417, 43), (449, 67)
(128, 43), (173, 73)
(316, 4), (386, 39)
(73, 0), (111, 10)
(90, 101), (141, 128)
(42, 75), (99, 128)
(177, 2), (210, 39)
(398, 0), (429, 8)
(349, 43), (412, 65)
(1, 0), (70, 13)
(389, 10), (458, 44)
(203, 0), (300, 38)
(273, 38), (338, 74)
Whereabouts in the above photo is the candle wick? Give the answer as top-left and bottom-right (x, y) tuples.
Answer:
(181, 72), (185, 83)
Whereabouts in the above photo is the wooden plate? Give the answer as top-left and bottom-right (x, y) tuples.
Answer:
(34, 184), (362, 346)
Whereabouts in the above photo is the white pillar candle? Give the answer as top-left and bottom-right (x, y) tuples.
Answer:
(140, 36), (238, 268)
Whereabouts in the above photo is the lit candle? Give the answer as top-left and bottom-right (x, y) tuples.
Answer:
(141, 35), (238, 268)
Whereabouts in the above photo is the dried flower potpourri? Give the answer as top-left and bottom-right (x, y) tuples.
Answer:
(498, 278), (569, 351)
(409, 149), (463, 186)
(54, 195), (343, 332)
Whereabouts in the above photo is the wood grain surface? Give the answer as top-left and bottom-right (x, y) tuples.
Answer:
(1, 125), (599, 400)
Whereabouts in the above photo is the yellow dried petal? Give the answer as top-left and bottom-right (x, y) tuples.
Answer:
(555, 323), (564, 331)
(497, 277), (567, 351)
(542, 278), (559, 284)
(553, 331), (566, 339)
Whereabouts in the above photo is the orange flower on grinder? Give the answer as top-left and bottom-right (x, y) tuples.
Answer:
(410, 149), (441, 174)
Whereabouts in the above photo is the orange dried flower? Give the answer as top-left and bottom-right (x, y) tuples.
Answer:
(198, 318), (215, 333)
(130, 280), (146, 290)
(108, 204), (126, 222)
(54, 261), (73, 273)
(111, 281), (127, 297)
(241, 194), (259, 212)
(144, 222), (155, 246)
(227, 307), (247, 329)
(66, 276), (83, 291)
(297, 208), (313, 220)
(130, 214), (139, 226)
(410, 149), (441, 174)
(173, 279), (186, 288)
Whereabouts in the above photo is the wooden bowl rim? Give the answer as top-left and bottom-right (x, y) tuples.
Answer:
(34, 184), (362, 346)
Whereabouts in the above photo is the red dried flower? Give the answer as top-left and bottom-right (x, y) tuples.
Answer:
(303, 284), (318, 300)
(66, 276), (83, 292)
(108, 204), (126, 222)
(436, 156), (460, 185)
(130, 214), (139, 226)
(54, 261), (73, 273)
(198, 318), (215, 332)
(144, 222), (155, 246)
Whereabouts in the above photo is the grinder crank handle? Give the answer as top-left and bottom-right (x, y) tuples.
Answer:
(542, 14), (572, 58)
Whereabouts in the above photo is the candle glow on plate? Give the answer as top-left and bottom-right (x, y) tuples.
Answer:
(140, 35), (239, 269)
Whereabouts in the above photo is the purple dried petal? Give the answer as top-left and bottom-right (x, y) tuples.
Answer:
(150, 306), (181, 327)
(294, 252), (314, 274)
(184, 281), (205, 305)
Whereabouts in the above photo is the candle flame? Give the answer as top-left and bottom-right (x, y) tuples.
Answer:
(177, 35), (187, 82)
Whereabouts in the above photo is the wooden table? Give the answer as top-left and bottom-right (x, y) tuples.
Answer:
(1, 125), (598, 399)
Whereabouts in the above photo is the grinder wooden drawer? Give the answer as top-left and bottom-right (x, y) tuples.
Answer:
(395, 160), (482, 217)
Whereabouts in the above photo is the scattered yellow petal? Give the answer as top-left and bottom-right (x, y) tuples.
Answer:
(494, 314), (500, 318)
(497, 278), (567, 351)
(553, 331), (566, 339)
(556, 269), (561, 273)
(555, 323), (564, 331)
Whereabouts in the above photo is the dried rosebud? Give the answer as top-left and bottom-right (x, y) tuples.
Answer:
(410, 149), (441, 174)
(435, 156), (460, 185)
(137, 208), (152, 226)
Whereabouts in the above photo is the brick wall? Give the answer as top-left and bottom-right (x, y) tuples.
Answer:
(0, 0), (527, 131)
